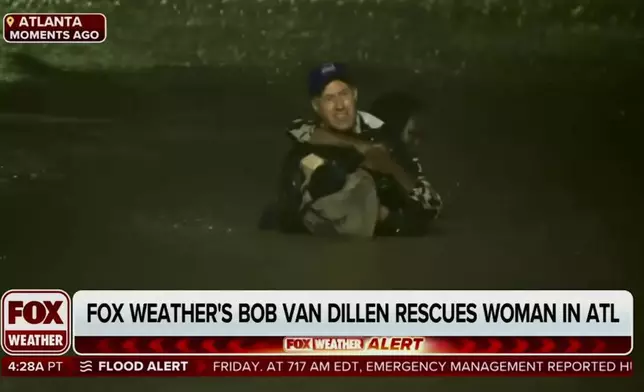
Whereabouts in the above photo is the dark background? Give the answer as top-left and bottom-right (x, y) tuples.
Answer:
(1, 0), (642, 390)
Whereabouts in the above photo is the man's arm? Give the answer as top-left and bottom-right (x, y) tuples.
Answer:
(287, 119), (374, 153)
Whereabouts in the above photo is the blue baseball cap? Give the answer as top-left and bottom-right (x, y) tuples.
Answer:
(308, 62), (353, 97)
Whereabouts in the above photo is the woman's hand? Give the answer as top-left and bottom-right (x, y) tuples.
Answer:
(378, 205), (390, 222)
(362, 148), (418, 192)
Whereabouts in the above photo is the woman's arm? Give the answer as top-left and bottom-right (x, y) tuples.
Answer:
(362, 146), (443, 214)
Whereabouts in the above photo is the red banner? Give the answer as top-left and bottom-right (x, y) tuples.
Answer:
(3, 13), (106, 43)
(73, 336), (632, 355)
(1, 356), (633, 377)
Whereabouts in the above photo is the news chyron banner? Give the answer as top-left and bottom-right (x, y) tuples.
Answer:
(3, 13), (106, 43)
(0, 290), (634, 377)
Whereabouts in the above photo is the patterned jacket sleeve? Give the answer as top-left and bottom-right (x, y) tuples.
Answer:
(287, 118), (316, 143)
(402, 151), (443, 215)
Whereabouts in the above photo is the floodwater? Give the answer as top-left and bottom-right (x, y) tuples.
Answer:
(1, 61), (642, 391)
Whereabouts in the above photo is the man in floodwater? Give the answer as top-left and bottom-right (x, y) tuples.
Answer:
(262, 62), (442, 236)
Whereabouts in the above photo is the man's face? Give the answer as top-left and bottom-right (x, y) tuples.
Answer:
(313, 80), (358, 132)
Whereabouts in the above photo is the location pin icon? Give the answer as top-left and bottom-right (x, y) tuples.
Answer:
(6, 16), (14, 27)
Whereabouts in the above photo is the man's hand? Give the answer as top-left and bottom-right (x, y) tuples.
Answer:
(361, 147), (397, 174)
